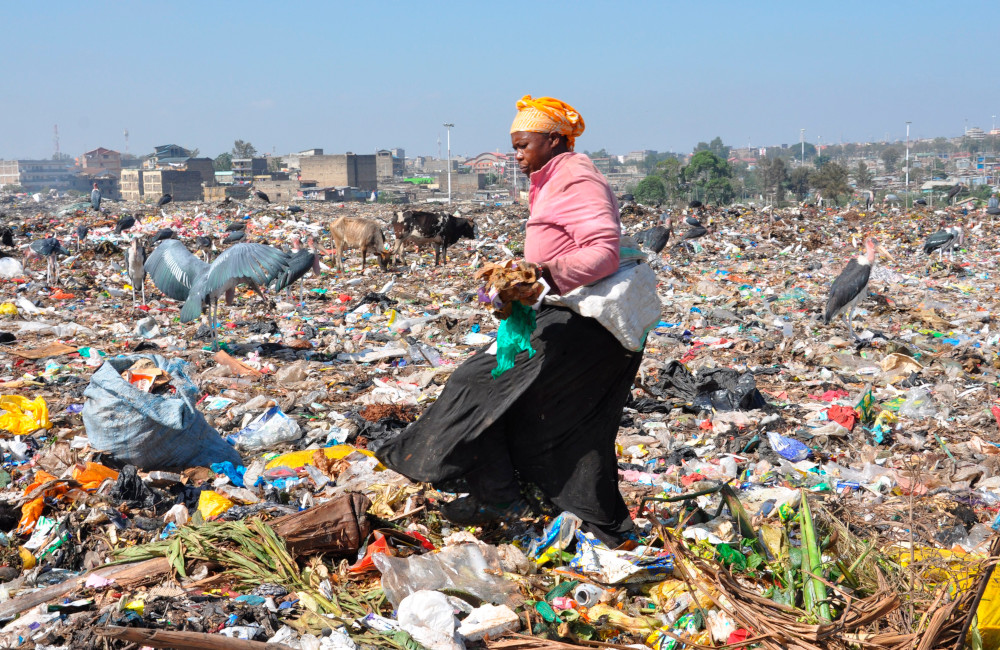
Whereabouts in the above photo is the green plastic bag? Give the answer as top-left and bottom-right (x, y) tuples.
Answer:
(492, 301), (536, 378)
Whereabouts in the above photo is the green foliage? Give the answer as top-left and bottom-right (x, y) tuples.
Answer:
(814, 154), (832, 169)
(267, 157), (283, 172)
(232, 140), (258, 159)
(686, 150), (734, 204)
(655, 157), (683, 199)
(785, 167), (811, 201)
(52, 152), (72, 162)
(213, 152), (232, 171)
(694, 136), (730, 160)
(853, 161), (873, 189)
(810, 162), (851, 205)
(757, 156), (788, 201)
(584, 148), (608, 158)
(0, 185), (25, 193)
(880, 147), (901, 172)
(633, 175), (667, 205)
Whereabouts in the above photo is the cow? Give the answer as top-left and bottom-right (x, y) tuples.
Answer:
(391, 210), (477, 266)
(329, 217), (390, 271)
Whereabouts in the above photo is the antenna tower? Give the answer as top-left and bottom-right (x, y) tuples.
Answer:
(53, 125), (60, 159)
(124, 129), (129, 155)
(437, 135), (442, 160)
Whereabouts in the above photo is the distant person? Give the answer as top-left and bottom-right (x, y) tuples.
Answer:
(988, 193), (998, 210)
(866, 190), (875, 211)
(90, 183), (101, 212)
(816, 193), (823, 208)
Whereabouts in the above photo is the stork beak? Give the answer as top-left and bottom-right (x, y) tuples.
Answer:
(876, 244), (893, 262)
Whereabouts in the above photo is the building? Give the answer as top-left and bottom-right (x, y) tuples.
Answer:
(120, 169), (144, 201)
(142, 170), (203, 202)
(253, 179), (300, 203)
(203, 185), (250, 202)
(232, 158), (268, 185)
(463, 152), (510, 175)
(435, 172), (485, 195)
(79, 147), (122, 174)
(966, 127), (986, 141)
(0, 160), (74, 191)
(623, 150), (655, 164)
(282, 149), (323, 171)
(72, 171), (120, 200)
(144, 144), (194, 169)
(299, 153), (377, 192)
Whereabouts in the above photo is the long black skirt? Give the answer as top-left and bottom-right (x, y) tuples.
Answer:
(375, 305), (643, 540)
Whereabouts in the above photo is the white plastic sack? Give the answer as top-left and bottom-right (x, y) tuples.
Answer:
(83, 354), (241, 470)
(398, 590), (464, 650)
(546, 260), (662, 351)
(0, 258), (23, 279)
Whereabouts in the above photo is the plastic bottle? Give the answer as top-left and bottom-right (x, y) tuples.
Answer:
(767, 431), (810, 461)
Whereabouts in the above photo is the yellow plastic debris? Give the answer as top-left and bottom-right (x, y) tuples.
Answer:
(0, 303), (16, 318)
(977, 570), (1000, 648)
(18, 547), (35, 570)
(264, 445), (381, 471)
(0, 396), (52, 434)
(197, 490), (235, 520)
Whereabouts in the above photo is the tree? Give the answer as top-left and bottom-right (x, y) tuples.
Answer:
(881, 147), (901, 172)
(694, 137), (730, 160)
(655, 157), (683, 199)
(585, 148), (608, 159)
(267, 157), (283, 172)
(756, 156), (788, 201)
(854, 161), (873, 189)
(814, 154), (832, 169)
(685, 150), (733, 204)
(785, 167), (811, 201)
(810, 162), (850, 204)
(214, 152), (232, 171)
(633, 175), (666, 205)
(232, 140), (258, 159)
(52, 152), (72, 162)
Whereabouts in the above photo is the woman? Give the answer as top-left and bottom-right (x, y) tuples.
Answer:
(376, 96), (654, 546)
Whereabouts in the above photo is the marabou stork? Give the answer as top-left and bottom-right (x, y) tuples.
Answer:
(914, 198), (928, 207)
(224, 229), (247, 244)
(179, 243), (290, 349)
(144, 239), (209, 302)
(194, 236), (214, 262)
(150, 228), (174, 244)
(288, 205), (304, 214)
(28, 238), (69, 285)
(225, 221), (246, 232)
(90, 184), (101, 212)
(157, 194), (172, 208)
(634, 214), (672, 254)
(673, 216), (709, 251)
(254, 190), (270, 204)
(923, 224), (965, 261)
(218, 196), (233, 208)
(75, 225), (88, 252)
(823, 237), (892, 340)
(114, 214), (140, 235)
(126, 239), (147, 305)
(0, 227), (14, 248)
(271, 236), (320, 304)
(945, 184), (964, 205)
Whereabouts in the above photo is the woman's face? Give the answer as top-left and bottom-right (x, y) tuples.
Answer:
(511, 131), (563, 175)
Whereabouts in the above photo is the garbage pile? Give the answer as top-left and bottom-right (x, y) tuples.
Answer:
(0, 192), (998, 648)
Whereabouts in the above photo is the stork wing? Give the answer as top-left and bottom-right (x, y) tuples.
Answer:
(179, 273), (209, 323)
(923, 230), (954, 254)
(271, 250), (315, 292)
(145, 240), (209, 301)
(203, 243), (290, 295)
(825, 259), (871, 322)
(685, 216), (702, 227)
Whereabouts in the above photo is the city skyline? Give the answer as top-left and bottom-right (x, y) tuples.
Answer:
(3, 1), (999, 160)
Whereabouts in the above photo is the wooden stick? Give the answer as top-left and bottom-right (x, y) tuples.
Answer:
(95, 625), (293, 649)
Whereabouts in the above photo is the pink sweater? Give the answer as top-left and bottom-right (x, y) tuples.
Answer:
(524, 152), (621, 293)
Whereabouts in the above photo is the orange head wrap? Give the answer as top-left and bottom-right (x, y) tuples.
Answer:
(510, 95), (585, 150)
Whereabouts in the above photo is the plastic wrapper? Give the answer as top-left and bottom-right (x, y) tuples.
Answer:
(0, 395), (52, 434)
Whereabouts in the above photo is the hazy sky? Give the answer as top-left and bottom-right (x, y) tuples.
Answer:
(3, 1), (998, 161)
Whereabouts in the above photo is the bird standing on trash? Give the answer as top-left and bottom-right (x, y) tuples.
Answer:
(114, 214), (140, 235)
(179, 243), (290, 349)
(75, 225), (88, 252)
(254, 190), (270, 204)
(0, 228), (13, 249)
(150, 228), (174, 244)
(90, 183), (101, 212)
(157, 194), (172, 208)
(673, 216), (709, 252)
(823, 237), (892, 340)
(923, 224), (964, 261)
(127, 239), (147, 305)
(634, 214), (671, 254)
(27, 238), (69, 285)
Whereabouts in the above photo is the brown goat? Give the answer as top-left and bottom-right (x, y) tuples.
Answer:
(330, 217), (390, 271)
